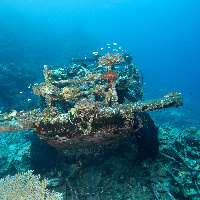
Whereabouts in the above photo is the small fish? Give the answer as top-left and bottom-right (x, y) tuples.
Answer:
(9, 110), (17, 117)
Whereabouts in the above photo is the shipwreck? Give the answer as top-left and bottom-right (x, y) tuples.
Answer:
(0, 53), (183, 161)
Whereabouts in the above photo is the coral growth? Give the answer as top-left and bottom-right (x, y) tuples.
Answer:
(74, 99), (101, 114)
(0, 170), (63, 199)
(33, 82), (57, 96)
(98, 52), (125, 68)
(101, 69), (119, 83)
(62, 86), (79, 100)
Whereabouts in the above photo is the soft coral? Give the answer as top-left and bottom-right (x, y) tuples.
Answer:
(101, 69), (119, 83)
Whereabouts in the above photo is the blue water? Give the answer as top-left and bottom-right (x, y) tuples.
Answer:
(0, 0), (200, 198)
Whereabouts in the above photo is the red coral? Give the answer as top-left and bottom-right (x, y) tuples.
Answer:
(101, 70), (119, 83)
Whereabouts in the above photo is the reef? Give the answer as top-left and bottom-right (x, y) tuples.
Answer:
(0, 53), (183, 151)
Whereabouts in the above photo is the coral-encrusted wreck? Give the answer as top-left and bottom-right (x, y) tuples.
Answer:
(0, 53), (183, 155)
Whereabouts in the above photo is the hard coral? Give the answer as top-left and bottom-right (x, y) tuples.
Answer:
(99, 52), (125, 68)
(33, 82), (57, 96)
(74, 99), (100, 114)
(62, 86), (79, 100)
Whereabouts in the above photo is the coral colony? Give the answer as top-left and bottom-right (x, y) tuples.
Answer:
(0, 53), (183, 150)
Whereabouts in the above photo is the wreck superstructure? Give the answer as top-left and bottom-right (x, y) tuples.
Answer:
(0, 53), (183, 151)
